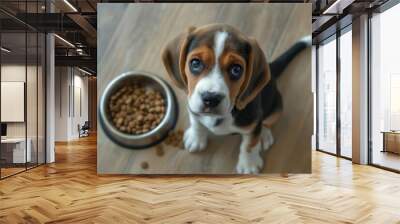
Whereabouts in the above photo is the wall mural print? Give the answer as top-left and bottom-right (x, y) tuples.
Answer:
(98, 3), (312, 174)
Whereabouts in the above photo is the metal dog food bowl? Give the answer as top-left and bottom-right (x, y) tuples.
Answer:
(99, 71), (178, 149)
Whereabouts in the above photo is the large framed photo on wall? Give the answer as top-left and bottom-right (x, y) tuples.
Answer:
(97, 3), (312, 174)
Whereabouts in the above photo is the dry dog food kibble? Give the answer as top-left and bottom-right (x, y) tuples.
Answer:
(155, 144), (164, 157)
(108, 83), (165, 135)
(164, 129), (184, 148)
(141, 161), (149, 169)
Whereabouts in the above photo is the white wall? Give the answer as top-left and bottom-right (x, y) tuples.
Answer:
(55, 67), (69, 141)
(1, 65), (26, 82)
(54, 67), (89, 141)
(72, 73), (89, 138)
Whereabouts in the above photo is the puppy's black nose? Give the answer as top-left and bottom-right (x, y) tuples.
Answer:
(201, 91), (224, 108)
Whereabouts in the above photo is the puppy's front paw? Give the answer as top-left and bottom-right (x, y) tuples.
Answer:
(262, 128), (274, 151)
(236, 152), (263, 174)
(183, 127), (207, 152)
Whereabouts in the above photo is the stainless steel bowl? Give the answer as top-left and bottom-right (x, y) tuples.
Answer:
(99, 71), (178, 149)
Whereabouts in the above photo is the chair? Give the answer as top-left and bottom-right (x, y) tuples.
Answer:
(79, 121), (90, 138)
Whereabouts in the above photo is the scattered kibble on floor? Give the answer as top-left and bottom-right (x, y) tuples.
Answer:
(155, 144), (165, 157)
(141, 161), (149, 169)
(164, 129), (184, 148)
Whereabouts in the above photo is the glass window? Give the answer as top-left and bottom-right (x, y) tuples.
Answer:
(317, 36), (337, 154)
(371, 3), (400, 171)
(312, 46), (317, 150)
(340, 28), (352, 158)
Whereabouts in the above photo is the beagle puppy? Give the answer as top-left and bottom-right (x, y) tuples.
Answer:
(162, 24), (310, 174)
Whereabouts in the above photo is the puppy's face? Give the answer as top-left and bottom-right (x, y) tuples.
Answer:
(185, 30), (249, 116)
(162, 24), (271, 116)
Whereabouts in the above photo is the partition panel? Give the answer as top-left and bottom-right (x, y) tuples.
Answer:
(0, 31), (28, 178)
(38, 33), (46, 165)
(27, 31), (38, 169)
(0, 1), (47, 179)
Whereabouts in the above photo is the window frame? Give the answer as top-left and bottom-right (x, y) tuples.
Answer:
(315, 24), (353, 161)
(367, 1), (400, 173)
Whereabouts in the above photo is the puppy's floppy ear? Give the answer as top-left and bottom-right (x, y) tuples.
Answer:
(161, 26), (196, 91)
(236, 38), (271, 110)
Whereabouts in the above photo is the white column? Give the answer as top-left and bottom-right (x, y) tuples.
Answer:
(352, 14), (369, 164)
(46, 33), (55, 163)
(45, 1), (56, 163)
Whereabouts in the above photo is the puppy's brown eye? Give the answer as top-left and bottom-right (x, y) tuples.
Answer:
(189, 59), (204, 75)
(229, 64), (243, 80)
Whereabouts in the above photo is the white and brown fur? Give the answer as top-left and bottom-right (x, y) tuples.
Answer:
(162, 24), (310, 174)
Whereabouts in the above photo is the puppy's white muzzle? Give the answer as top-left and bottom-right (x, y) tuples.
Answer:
(188, 69), (231, 116)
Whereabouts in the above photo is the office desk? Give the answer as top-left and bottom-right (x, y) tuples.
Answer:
(1, 138), (32, 163)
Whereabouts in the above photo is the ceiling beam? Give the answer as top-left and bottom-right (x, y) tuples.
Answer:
(322, 0), (356, 14)
(312, 15), (335, 32)
(55, 55), (96, 71)
(13, 13), (82, 32)
(67, 13), (97, 44)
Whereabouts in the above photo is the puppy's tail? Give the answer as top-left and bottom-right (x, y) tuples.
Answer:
(269, 35), (311, 79)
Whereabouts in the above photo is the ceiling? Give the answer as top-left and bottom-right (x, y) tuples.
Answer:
(0, 0), (394, 74)
(311, 0), (390, 44)
(0, 0), (98, 74)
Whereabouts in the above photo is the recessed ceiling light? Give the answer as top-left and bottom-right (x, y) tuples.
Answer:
(54, 34), (75, 48)
(322, 0), (355, 15)
(63, 0), (78, 12)
(1, 47), (11, 53)
(78, 67), (93, 76)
